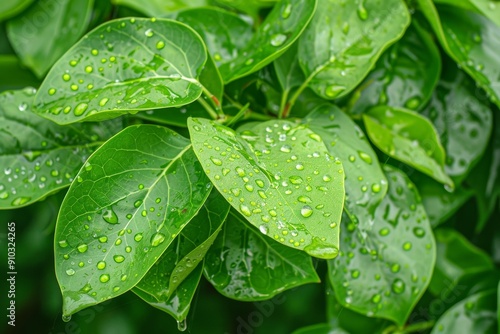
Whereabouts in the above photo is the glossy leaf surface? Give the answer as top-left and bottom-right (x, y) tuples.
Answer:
(298, 0), (410, 100)
(363, 106), (453, 187)
(0, 0), (33, 22)
(434, 0), (500, 27)
(328, 166), (436, 326)
(0, 88), (120, 210)
(55, 125), (211, 317)
(219, 0), (317, 83)
(34, 18), (207, 124)
(188, 117), (345, 259)
(6, 0), (94, 78)
(111, 0), (209, 16)
(204, 208), (320, 300)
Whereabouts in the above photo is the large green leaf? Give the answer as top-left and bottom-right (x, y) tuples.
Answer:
(0, 88), (121, 210)
(133, 263), (203, 324)
(434, 0), (500, 27)
(135, 190), (229, 299)
(188, 117), (345, 259)
(0, 0), (33, 22)
(417, 1), (500, 108)
(363, 106), (453, 187)
(219, 0), (317, 83)
(54, 125), (212, 317)
(111, 0), (209, 16)
(204, 208), (320, 300)
(350, 22), (441, 113)
(34, 18), (207, 124)
(0, 55), (40, 92)
(420, 60), (493, 183)
(6, 0), (94, 78)
(430, 289), (497, 334)
(298, 0), (410, 100)
(304, 104), (388, 229)
(328, 166), (436, 326)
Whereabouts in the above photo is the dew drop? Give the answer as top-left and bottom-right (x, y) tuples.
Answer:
(99, 97), (109, 106)
(324, 85), (345, 98)
(113, 255), (125, 263)
(99, 274), (110, 283)
(392, 279), (405, 294)
(357, 3), (368, 20)
(358, 151), (372, 164)
(270, 33), (287, 47)
(156, 41), (165, 49)
(280, 145), (291, 153)
(134, 233), (143, 242)
(97, 261), (106, 270)
(371, 294), (381, 304)
(66, 269), (75, 276)
(77, 244), (88, 253)
(379, 228), (390, 236)
(11, 197), (31, 206)
(145, 29), (153, 37)
(371, 183), (381, 193)
(210, 157), (222, 166)
(62, 315), (72, 322)
(245, 58), (254, 65)
(413, 227), (425, 238)
(281, 3), (292, 18)
(63, 73), (71, 81)
(295, 163), (304, 171)
(240, 204), (252, 217)
(48, 88), (56, 95)
(102, 208), (119, 224)
(403, 242), (412, 251)
(74, 103), (88, 116)
(98, 236), (108, 243)
(177, 319), (187, 332)
(301, 205), (313, 218)
(150, 233), (166, 246)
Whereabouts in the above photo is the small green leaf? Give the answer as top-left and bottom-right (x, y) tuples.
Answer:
(292, 323), (337, 334)
(304, 104), (388, 229)
(328, 166), (436, 326)
(363, 106), (453, 187)
(135, 189), (229, 299)
(0, 55), (40, 92)
(133, 263), (203, 323)
(0, 0), (33, 22)
(55, 124), (211, 317)
(6, 0), (94, 78)
(219, 0), (317, 83)
(274, 42), (305, 94)
(429, 228), (494, 295)
(431, 290), (497, 334)
(350, 22), (441, 113)
(34, 18), (207, 124)
(204, 208), (320, 301)
(188, 117), (345, 259)
(0, 88), (120, 210)
(417, 1), (500, 108)
(298, 0), (410, 100)
(111, 0), (209, 16)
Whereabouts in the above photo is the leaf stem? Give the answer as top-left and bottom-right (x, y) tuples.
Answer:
(197, 97), (219, 120)
(200, 84), (224, 118)
(224, 93), (275, 124)
(382, 320), (436, 334)
(278, 89), (290, 119)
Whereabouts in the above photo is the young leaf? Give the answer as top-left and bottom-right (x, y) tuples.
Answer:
(135, 189), (230, 299)
(304, 104), (388, 229)
(416, 1), (500, 108)
(363, 106), (454, 187)
(350, 22), (441, 113)
(328, 166), (436, 327)
(6, 0), (94, 78)
(0, 88), (121, 210)
(54, 125), (212, 317)
(430, 290), (497, 334)
(219, 0), (317, 83)
(133, 263), (203, 323)
(420, 59), (493, 183)
(188, 117), (345, 259)
(298, 0), (410, 100)
(204, 208), (320, 301)
(34, 18), (207, 124)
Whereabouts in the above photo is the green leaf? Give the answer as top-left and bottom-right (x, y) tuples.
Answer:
(0, 88), (121, 210)
(188, 117), (345, 259)
(430, 290), (497, 334)
(328, 166), (436, 326)
(363, 106), (453, 187)
(420, 60), (493, 183)
(429, 228), (494, 295)
(434, 0), (500, 27)
(416, 1), (500, 108)
(6, 0), (94, 78)
(274, 42), (305, 94)
(133, 263), (203, 323)
(304, 104), (388, 229)
(135, 189), (229, 299)
(215, 0), (277, 19)
(350, 22), (441, 113)
(54, 124), (212, 317)
(173, 7), (253, 67)
(204, 208), (320, 301)
(33, 18), (207, 124)
(0, 55), (40, 93)
(298, 0), (410, 100)
(219, 0), (317, 83)
(111, 0), (209, 16)
(0, 0), (33, 22)
(292, 323), (338, 334)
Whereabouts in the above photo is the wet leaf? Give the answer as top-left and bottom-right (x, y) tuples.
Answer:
(298, 0), (410, 100)
(363, 106), (453, 187)
(0, 0), (33, 21)
(417, 1), (500, 108)
(430, 289), (497, 334)
(434, 0), (500, 27)
(0, 88), (121, 210)
(429, 228), (494, 295)
(133, 263), (203, 323)
(304, 104), (388, 229)
(219, 0), (317, 83)
(33, 18), (207, 124)
(135, 190), (229, 299)
(420, 60), (493, 183)
(111, 0), (210, 16)
(54, 124), (212, 317)
(188, 117), (345, 259)
(328, 166), (436, 327)
(350, 22), (441, 113)
(204, 208), (320, 301)
(6, 0), (94, 78)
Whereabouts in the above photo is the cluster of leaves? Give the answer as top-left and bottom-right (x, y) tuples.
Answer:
(1, 0), (499, 332)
